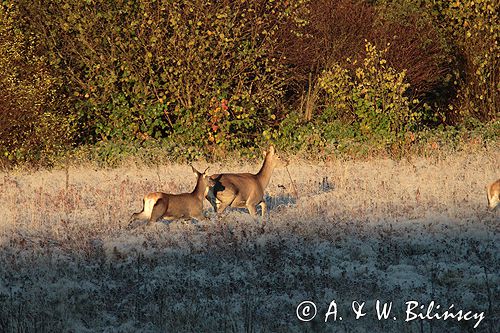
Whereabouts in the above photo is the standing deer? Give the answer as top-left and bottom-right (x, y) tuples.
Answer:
(207, 145), (288, 217)
(486, 178), (500, 210)
(128, 166), (210, 227)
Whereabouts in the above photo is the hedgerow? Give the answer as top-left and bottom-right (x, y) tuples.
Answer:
(0, 0), (498, 166)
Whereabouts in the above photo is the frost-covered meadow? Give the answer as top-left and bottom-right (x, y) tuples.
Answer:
(0, 151), (499, 332)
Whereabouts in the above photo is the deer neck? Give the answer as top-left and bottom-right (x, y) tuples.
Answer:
(256, 155), (275, 189)
(192, 176), (205, 200)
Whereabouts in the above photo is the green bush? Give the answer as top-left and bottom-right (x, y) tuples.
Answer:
(1, 0), (498, 167)
(0, 4), (74, 166)
(17, 0), (309, 149)
(437, 0), (499, 121)
(380, 0), (499, 122)
(319, 42), (421, 142)
(279, 0), (453, 121)
(277, 41), (422, 156)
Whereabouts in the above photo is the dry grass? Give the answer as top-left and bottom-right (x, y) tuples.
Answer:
(0, 150), (499, 332)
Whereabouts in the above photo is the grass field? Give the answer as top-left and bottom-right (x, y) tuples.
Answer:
(0, 150), (499, 332)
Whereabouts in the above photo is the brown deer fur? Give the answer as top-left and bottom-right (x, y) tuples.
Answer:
(129, 166), (210, 226)
(207, 146), (287, 217)
(486, 179), (500, 210)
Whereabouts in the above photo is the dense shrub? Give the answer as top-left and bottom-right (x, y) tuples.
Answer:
(320, 42), (420, 140)
(277, 0), (452, 120)
(0, 4), (74, 166)
(278, 41), (421, 153)
(376, 0), (499, 122)
(16, 0), (309, 150)
(0, 0), (497, 167)
(374, 1), (453, 93)
(432, 0), (499, 121)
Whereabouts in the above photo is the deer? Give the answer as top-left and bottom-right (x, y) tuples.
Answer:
(486, 178), (500, 210)
(206, 145), (288, 217)
(128, 166), (210, 227)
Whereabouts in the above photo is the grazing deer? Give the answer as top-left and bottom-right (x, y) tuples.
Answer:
(486, 179), (500, 210)
(128, 166), (210, 227)
(207, 145), (288, 217)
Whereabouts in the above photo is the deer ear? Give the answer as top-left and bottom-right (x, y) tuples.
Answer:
(268, 145), (275, 154)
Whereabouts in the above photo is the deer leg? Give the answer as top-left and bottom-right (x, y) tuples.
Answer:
(259, 201), (267, 217)
(246, 203), (258, 216)
(192, 206), (206, 221)
(215, 193), (236, 215)
(258, 201), (268, 230)
(214, 187), (238, 214)
(216, 200), (231, 214)
(148, 199), (167, 225)
(194, 213), (208, 222)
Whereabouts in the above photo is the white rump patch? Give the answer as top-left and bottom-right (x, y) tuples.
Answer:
(143, 198), (157, 219)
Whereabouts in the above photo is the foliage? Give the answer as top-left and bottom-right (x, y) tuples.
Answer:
(0, 4), (74, 166)
(319, 42), (421, 142)
(16, 0), (308, 149)
(0, 0), (498, 167)
(435, 0), (499, 121)
(279, 0), (453, 119)
(375, 0), (454, 87)
(376, 0), (499, 122)
(277, 41), (424, 157)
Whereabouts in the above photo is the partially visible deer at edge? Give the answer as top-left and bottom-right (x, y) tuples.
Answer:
(129, 166), (210, 227)
(486, 178), (500, 210)
(206, 146), (288, 217)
